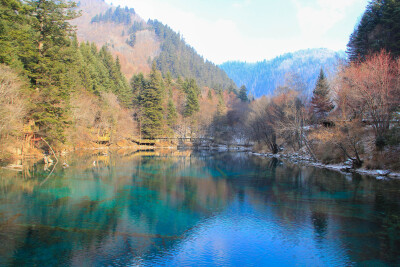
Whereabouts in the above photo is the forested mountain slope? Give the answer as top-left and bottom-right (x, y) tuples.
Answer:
(0, 0), (241, 159)
(220, 48), (346, 98)
(347, 0), (400, 61)
(72, 0), (236, 90)
(72, 0), (160, 75)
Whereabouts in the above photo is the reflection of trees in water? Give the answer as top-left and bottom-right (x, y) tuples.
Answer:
(373, 190), (400, 263)
(130, 154), (232, 215)
(1, 151), (400, 265)
(311, 211), (328, 242)
(209, 153), (400, 265)
(0, 152), (160, 265)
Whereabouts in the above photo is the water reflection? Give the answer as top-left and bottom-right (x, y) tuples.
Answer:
(0, 150), (399, 266)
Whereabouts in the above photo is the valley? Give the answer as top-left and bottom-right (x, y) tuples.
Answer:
(0, 0), (400, 265)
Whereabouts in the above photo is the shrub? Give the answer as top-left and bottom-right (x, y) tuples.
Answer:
(314, 142), (345, 164)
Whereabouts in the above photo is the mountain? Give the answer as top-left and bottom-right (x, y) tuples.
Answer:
(72, 0), (236, 90)
(72, 0), (161, 75)
(219, 48), (347, 98)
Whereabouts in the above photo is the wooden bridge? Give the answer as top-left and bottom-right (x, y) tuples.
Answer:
(129, 138), (157, 146)
(129, 137), (213, 146)
(155, 137), (213, 142)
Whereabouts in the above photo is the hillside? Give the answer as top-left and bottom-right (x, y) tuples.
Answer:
(219, 48), (346, 98)
(72, 0), (236, 90)
(0, 0), (242, 158)
(72, 0), (160, 75)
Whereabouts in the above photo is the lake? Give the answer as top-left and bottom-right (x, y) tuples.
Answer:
(0, 150), (399, 266)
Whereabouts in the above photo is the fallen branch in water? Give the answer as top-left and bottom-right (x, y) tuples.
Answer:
(40, 137), (59, 186)
(41, 137), (59, 164)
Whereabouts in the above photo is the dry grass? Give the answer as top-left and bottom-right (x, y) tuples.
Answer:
(365, 148), (400, 171)
(313, 142), (345, 164)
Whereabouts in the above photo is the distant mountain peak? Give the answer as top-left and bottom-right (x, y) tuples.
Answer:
(219, 48), (346, 98)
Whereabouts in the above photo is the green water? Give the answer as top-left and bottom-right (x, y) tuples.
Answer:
(0, 150), (399, 266)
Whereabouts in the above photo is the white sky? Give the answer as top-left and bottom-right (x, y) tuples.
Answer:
(107, 0), (369, 64)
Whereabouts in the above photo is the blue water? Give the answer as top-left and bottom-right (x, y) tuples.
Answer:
(0, 150), (399, 266)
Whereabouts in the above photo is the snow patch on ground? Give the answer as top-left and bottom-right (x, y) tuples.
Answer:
(247, 151), (400, 179)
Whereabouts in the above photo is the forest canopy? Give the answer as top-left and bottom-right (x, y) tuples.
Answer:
(347, 0), (400, 61)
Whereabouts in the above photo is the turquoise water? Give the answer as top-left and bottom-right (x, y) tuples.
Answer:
(0, 150), (400, 266)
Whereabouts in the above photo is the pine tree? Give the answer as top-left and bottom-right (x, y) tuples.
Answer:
(141, 62), (164, 139)
(166, 99), (177, 128)
(147, 19), (237, 90)
(207, 88), (213, 100)
(310, 69), (334, 121)
(0, 0), (35, 69)
(165, 71), (172, 86)
(130, 73), (147, 106)
(183, 79), (200, 117)
(239, 85), (248, 102)
(126, 32), (136, 47)
(114, 56), (132, 107)
(347, 0), (400, 61)
(26, 0), (79, 143)
(217, 92), (226, 116)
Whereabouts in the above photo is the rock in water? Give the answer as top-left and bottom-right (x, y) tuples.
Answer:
(377, 170), (391, 176)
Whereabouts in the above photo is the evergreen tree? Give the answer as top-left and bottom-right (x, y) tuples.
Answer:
(239, 85), (248, 102)
(0, 0), (134, 145)
(217, 92), (226, 116)
(166, 98), (177, 128)
(91, 6), (134, 25)
(310, 69), (334, 120)
(79, 42), (112, 94)
(176, 75), (183, 88)
(26, 0), (79, 143)
(141, 62), (164, 138)
(147, 19), (237, 90)
(184, 87), (199, 118)
(97, 46), (132, 106)
(130, 72), (147, 106)
(183, 79), (200, 117)
(347, 0), (400, 61)
(207, 89), (213, 100)
(114, 56), (132, 107)
(165, 71), (172, 86)
(126, 32), (136, 47)
(228, 85), (237, 94)
(183, 78), (200, 96)
(0, 0), (35, 69)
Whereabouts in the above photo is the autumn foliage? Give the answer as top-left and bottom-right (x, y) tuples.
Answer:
(338, 51), (400, 146)
(309, 50), (400, 168)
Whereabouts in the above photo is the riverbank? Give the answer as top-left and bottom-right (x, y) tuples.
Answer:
(247, 151), (400, 180)
(193, 142), (400, 179)
(1, 138), (179, 170)
(3, 139), (399, 180)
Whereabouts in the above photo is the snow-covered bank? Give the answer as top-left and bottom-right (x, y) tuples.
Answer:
(191, 140), (400, 180)
(248, 151), (400, 179)
(194, 144), (252, 152)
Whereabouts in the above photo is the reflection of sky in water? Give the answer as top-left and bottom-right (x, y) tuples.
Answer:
(156, 200), (351, 266)
(0, 151), (399, 266)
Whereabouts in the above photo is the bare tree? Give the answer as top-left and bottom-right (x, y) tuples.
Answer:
(0, 65), (26, 138)
(340, 51), (400, 147)
(274, 89), (307, 151)
(247, 97), (280, 153)
(69, 91), (137, 144)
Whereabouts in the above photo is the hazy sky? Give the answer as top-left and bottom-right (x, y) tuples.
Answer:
(107, 0), (369, 64)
